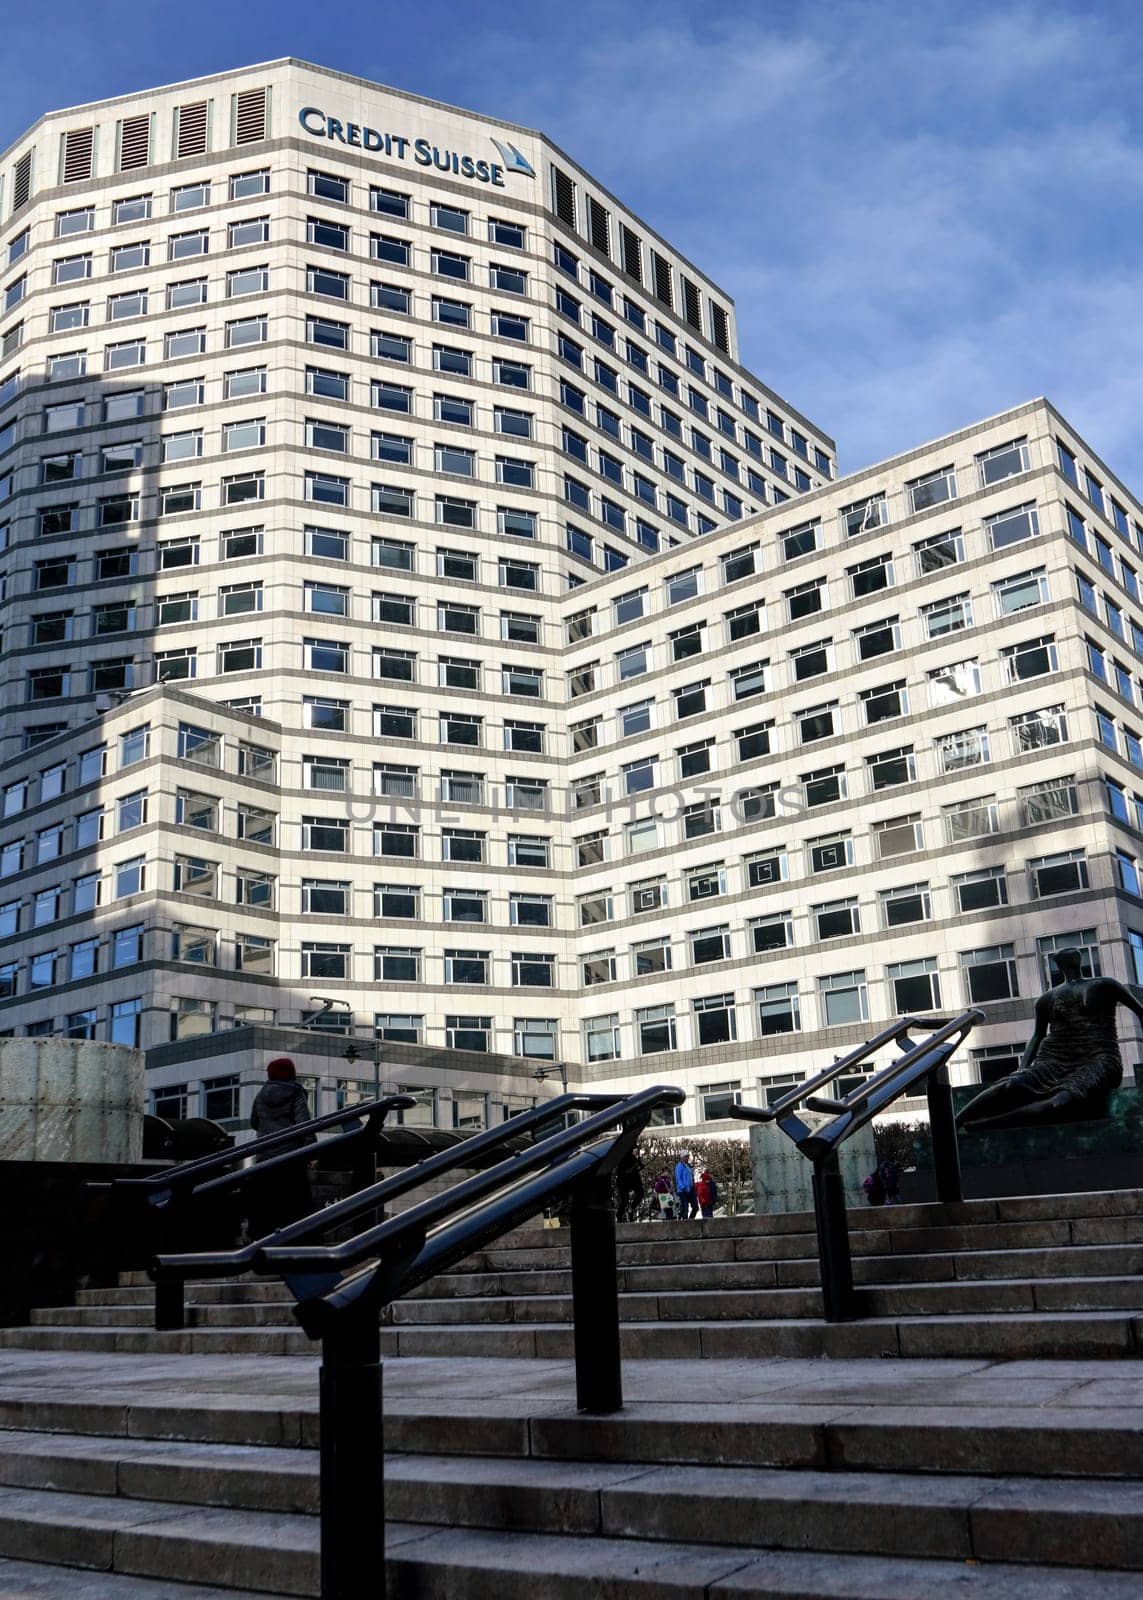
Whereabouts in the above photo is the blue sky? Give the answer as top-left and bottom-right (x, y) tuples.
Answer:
(4, 0), (1142, 484)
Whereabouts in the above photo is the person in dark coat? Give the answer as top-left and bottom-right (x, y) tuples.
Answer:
(247, 1058), (317, 1238)
(615, 1150), (646, 1222)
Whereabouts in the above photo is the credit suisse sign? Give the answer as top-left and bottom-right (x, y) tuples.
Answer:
(299, 107), (535, 188)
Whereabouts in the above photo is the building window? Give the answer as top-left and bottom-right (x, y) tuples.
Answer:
(1030, 851), (1089, 898)
(1002, 636), (1058, 684)
(954, 867), (1008, 914)
(840, 493), (888, 538)
(936, 727), (990, 773)
(756, 982), (800, 1035)
(301, 943), (350, 980)
(514, 1018), (557, 1059)
(819, 969), (869, 1027)
(172, 856), (217, 896)
(873, 816), (922, 859)
(880, 882), (931, 928)
(943, 797), (999, 844)
(443, 889), (487, 924)
(1038, 930), (1101, 987)
(377, 947), (421, 982)
(636, 1005), (676, 1054)
(908, 465), (956, 512)
(888, 958), (941, 1014)
(445, 1015), (491, 1051)
(1019, 777), (1077, 825)
(375, 884), (420, 919)
(584, 1014), (620, 1062)
(699, 1076), (742, 1116)
(815, 898), (860, 941)
(109, 998), (142, 1047)
(961, 945), (1019, 1004)
(115, 857), (145, 897)
(512, 951), (555, 988)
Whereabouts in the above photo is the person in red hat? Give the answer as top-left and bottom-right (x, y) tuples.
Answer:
(247, 1058), (317, 1237)
(251, 1057), (312, 1138)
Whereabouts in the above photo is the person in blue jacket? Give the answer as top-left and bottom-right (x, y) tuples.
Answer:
(674, 1150), (698, 1220)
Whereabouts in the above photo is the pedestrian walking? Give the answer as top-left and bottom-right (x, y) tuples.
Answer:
(651, 1172), (676, 1219)
(674, 1150), (699, 1220)
(247, 1057), (317, 1237)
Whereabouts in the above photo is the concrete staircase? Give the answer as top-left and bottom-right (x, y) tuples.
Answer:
(4, 1188), (1143, 1363)
(0, 1342), (1141, 1597)
(1, 1190), (1143, 1594)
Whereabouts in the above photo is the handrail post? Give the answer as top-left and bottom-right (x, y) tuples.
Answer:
(812, 1154), (856, 1323)
(927, 1061), (963, 1204)
(154, 1276), (186, 1332)
(319, 1308), (385, 1600)
(569, 1171), (623, 1412)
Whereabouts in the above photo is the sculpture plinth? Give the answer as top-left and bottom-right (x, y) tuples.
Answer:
(0, 1036), (144, 1164)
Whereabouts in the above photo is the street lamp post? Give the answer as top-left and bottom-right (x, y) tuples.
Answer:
(533, 1062), (569, 1094)
(343, 1037), (382, 1102)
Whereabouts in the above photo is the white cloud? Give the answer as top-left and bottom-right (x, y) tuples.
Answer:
(3, 0), (1141, 486)
(483, 0), (1143, 484)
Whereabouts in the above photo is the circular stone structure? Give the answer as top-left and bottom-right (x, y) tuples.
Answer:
(0, 1036), (144, 1164)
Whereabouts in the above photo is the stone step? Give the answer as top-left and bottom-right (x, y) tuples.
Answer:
(378, 1310), (1143, 1362)
(565, 1189), (1143, 1242)
(386, 1528), (1143, 1599)
(4, 1307), (1143, 1361)
(101, 1192), (1143, 1289)
(475, 1214), (1143, 1273)
(0, 1556), (281, 1599)
(67, 1241), (1143, 1326)
(386, 1277), (1143, 1327)
(5, 1367), (1142, 1481)
(44, 1260), (1143, 1334)
(0, 1431), (320, 1513)
(3, 1432), (1143, 1573)
(32, 1303), (300, 1329)
(80, 1281), (289, 1308)
(0, 1326), (316, 1358)
(0, 1483), (321, 1594)
(0, 1483), (1141, 1599)
(444, 1243), (1143, 1296)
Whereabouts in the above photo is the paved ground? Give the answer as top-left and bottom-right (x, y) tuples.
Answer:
(1, 1347), (1140, 1418)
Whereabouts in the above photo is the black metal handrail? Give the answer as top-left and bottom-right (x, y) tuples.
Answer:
(730, 1010), (982, 1321)
(151, 1092), (627, 1316)
(158, 1084), (685, 1600)
(99, 1093), (416, 1328)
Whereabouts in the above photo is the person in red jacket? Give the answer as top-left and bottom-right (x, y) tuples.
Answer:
(696, 1169), (718, 1219)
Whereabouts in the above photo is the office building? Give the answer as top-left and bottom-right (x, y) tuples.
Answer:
(0, 61), (1138, 1135)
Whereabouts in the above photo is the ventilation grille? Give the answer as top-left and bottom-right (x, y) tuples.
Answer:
(119, 113), (150, 171)
(552, 166), (576, 227)
(682, 277), (702, 332)
(234, 86), (267, 145)
(652, 250), (673, 308)
(62, 127), (93, 184)
(710, 302), (730, 354)
(621, 223), (642, 283)
(587, 196), (610, 256)
(11, 151), (32, 214)
(177, 100), (208, 158)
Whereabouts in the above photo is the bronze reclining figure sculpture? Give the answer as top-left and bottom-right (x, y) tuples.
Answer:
(957, 947), (1143, 1131)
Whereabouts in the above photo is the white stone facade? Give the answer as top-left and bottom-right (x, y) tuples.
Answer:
(0, 60), (1139, 1138)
